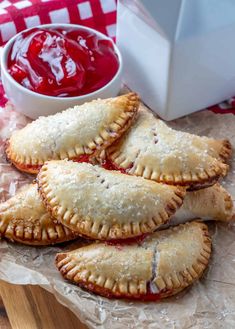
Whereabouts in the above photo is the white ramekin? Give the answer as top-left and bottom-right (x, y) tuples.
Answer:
(1, 24), (123, 119)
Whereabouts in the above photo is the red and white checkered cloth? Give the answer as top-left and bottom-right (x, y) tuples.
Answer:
(0, 0), (234, 115)
(0, 0), (117, 44)
(0, 0), (117, 106)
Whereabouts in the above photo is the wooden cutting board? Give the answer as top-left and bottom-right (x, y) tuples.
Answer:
(0, 281), (88, 329)
(0, 293), (10, 329)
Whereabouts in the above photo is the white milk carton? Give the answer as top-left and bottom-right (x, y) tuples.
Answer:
(117, 0), (235, 120)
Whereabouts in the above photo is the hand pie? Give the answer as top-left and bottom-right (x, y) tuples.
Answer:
(55, 221), (211, 300)
(105, 104), (231, 189)
(5, 93), (139, 174)
(169, 183), (234, 226)
(0, 184), (77, 245)
(38, 160), (185, 240)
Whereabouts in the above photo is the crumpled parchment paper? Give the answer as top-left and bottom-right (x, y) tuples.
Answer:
(0, 103), (234, 329)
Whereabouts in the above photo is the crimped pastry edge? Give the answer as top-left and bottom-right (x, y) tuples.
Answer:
(219, 139), (232, 163)
(0, 213), (78, 246)
(103, 152), (228, 189)
(5, 93), (139, 174)
(55, 222), (211, 300)
(38, 162), (186, 240)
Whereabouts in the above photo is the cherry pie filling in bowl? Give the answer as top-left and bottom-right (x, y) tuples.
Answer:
(8, 27), (119, 98)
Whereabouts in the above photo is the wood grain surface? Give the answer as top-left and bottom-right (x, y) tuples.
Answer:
(0, 281), (88, 329)
(0, 294), (11, 329)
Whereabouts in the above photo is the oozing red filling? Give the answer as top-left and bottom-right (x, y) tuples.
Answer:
(26, 164), (41, 170)
(102, 159), (133, 174)
(105, 233), (149, 249)
(15, 162), (42, 172)
(8, 27), (119, 97)
(81, 281), (172, 301)
(72, 154), (92, 163)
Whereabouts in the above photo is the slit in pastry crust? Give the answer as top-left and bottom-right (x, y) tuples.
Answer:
(38, 160), (186, 240)
(105, 104), (231, 189)
(55, 221), (211, 300)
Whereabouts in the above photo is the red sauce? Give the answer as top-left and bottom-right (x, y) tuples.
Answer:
(15, 162), (42, 174)
(106, 233), (149, 247)
(102, 159), (133, 174)
(80, 281), (171, 301)
(72, 154), (91, 163)
(8, 27), (119, 97)
(23, 163), (42, 171)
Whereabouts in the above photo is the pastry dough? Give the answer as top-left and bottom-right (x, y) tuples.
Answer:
(6, 93), (139, 174)
(0, 184), (77, 245)
(38, 160), (185, 240)
(106, 104), (231, 189)
(169, 183), (234, 226)
(55, 221), (211, 300)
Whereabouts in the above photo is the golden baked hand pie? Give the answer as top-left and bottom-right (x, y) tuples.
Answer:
(38, 160), (185, 240)
(6, 93), (139, 174)
(170, 183), (234, 226)
(105, 104), (231, 189)
(0, 184), (77, 245)
(55, 221), (211, 300)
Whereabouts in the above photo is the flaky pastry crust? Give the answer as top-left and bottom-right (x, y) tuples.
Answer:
(106, 104), (231, 189)
(55, 222), (211, 300)
(6, 93), (139, 174)
(0, 184), (77, 245)
(38, 160), (185, 240)
(171, 183), (234, 224)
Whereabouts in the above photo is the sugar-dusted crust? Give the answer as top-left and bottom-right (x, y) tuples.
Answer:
(5, 93), (139, 174)
(172, 183), (234, 224)
(106, 104), (230, 188)
(55, 221), (211, 300)
(38, 160), (185, 240)
(190, 136), (232, 164)
(0, 184), (77, 245)
(147, 222), (211, 294)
